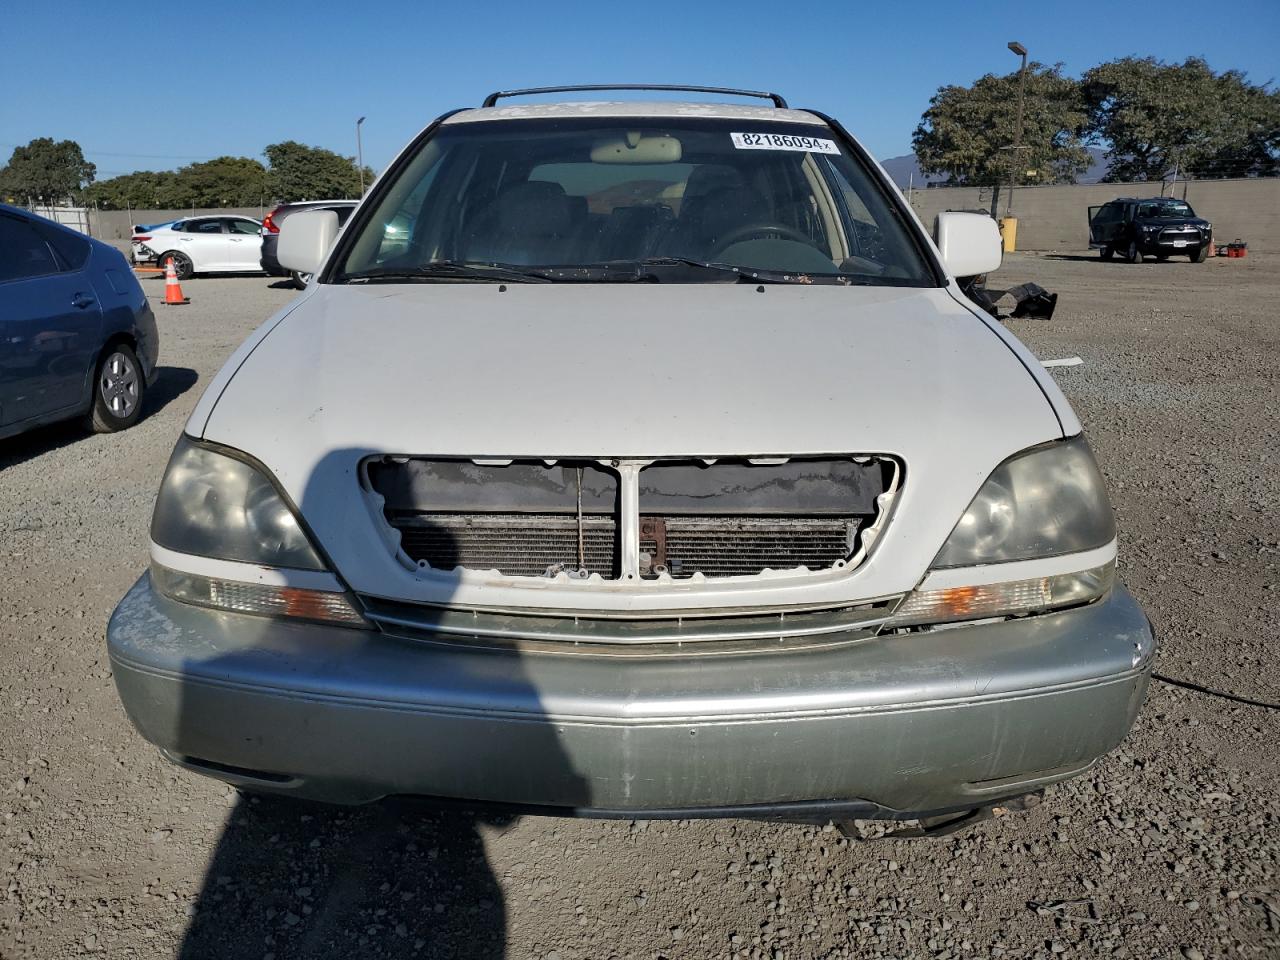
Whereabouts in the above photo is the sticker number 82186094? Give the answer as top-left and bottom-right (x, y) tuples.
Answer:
(731, 132), (840, 154)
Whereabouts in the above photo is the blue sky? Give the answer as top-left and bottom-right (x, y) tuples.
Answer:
(2, 0), (1276, 179)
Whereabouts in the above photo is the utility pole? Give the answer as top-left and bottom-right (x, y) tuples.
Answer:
(1006, 41), (1028, 218)
(356, 116), (367, 196)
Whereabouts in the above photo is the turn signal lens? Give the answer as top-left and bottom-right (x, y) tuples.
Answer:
(152, 564), (368, 627)
(885, 562), (1115, 628)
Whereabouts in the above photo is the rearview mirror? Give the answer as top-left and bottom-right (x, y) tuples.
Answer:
(277, 209), (340, 275)
(590, 133), (682, 164)
(934, 211), (1003, 278)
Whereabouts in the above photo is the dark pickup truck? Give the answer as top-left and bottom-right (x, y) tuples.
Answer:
(1088, 197), (1212, 263)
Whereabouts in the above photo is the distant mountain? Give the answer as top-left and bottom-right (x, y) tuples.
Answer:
(879, 148), (1110, 189)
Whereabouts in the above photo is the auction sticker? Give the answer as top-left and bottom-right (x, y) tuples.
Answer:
(731, 132), (840, 154)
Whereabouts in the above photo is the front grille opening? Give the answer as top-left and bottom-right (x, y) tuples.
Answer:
(366, 455), (896, 582)
(637, 458), (887, 579)
(367, 459), (619, 578)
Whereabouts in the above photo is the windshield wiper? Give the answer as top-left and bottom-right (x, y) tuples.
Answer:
(588, 257), (868, 285)
(338, 261), (553, 284)
(576, 257), (796, 283)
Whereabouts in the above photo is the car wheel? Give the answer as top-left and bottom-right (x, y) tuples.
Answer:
(1099, 245), (1113, 260)
(160, 251), (194, 280)
(290, 270), (313, 290)
(1126, 240), (1143, 264)
(1192, 244), (1209, 263)
(88, 344), (145, 433)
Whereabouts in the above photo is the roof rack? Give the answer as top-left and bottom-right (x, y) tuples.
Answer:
(482, 84), (788, 109)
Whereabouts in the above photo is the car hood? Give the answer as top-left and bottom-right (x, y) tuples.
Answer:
(194, 282), (1068, 606)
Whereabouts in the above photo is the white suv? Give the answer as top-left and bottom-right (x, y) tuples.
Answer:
(109, 86), (1153, 831)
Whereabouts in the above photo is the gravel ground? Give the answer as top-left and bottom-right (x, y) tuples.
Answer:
(1, 255), (1277, 960)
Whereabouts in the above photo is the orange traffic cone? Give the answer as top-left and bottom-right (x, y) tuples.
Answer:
(163, 257), (189, 305)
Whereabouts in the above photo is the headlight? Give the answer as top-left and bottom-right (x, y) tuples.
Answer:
(151, 436), (324, 568)
(150, 437), (366, 626)
(934, 436), (1115, 567)
(886, 437), (1116, 629)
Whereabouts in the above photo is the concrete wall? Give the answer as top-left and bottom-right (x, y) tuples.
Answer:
(89, 207), (270, 243)
(905, 178), (1279, 253)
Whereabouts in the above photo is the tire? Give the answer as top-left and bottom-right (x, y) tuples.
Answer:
(1192, 244), (1209, 263)
(1126, 240), (1143, 264)
(88, 344), (145, 433)
(1100, 245), (1113, 260)
(159, 251), (194, 280)
(290, 270), (313, 290)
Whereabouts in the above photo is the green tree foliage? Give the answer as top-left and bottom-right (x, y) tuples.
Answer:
(0, 138), (96, 203)
(263, 141), (372, 202)
(172, 156), (268, 206)
(1082, 57), (1280, 181)
(913, 63), (1093, 196)
(86, 157), (268, 210)
(83, 171), (178, 210)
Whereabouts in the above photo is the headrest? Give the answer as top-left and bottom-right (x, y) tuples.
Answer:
(494, 181), (571, 235)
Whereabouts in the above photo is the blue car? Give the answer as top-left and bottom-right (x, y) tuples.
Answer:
(1, 204), (159, 440)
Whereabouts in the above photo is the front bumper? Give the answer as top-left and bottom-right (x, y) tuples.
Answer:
(107, 575), (1155, 815)
(1142, 233), (1208, 253)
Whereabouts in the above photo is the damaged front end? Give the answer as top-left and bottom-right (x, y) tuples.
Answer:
(364, 454), (901, 586)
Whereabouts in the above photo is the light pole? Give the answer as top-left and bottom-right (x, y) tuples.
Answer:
(356, 116), (366, 196)
(1006, 41), (1028, 219)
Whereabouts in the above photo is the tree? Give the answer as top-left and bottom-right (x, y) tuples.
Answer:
(1189, 84), (1280, 178)
(1083, 57), (1280, 181)
(0, 138), (96, 204)
(83, 171), (179, 210)
(913, 64), (1092, 216)
(171, 156), (268, 207)
(84, 157), (268, 209)
(264, 141), (373, 202)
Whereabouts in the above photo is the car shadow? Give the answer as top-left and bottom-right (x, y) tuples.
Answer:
(164, 448), (588, 958)
(1042, 253), (1189, 264)
(267, 279), (301, 291)
(146, 365), (200, 413)
(178, 796), (512, 959)
(0, 365), (199, 470)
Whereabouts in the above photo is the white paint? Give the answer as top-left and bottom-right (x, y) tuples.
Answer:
(196, 281), (1067, 614)
(934, 212), (1004, 278)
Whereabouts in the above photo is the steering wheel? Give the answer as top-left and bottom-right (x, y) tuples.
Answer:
(710, 221), (811, 258)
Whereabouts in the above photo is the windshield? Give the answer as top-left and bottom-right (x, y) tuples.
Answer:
(1137, 200), (1195, 219)
(333, 117), (934, 285)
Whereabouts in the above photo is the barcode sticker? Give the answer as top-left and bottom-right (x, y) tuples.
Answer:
(731, 132), (840, 154)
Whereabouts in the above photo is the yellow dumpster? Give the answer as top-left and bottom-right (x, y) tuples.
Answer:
(998, 217), (1018, 253)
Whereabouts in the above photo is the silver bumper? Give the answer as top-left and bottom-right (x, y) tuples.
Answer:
(107, 575), (1155, 814)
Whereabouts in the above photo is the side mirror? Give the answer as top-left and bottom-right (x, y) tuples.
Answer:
(934, 211), (1003, 278)
(277, 209), (340, 276)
